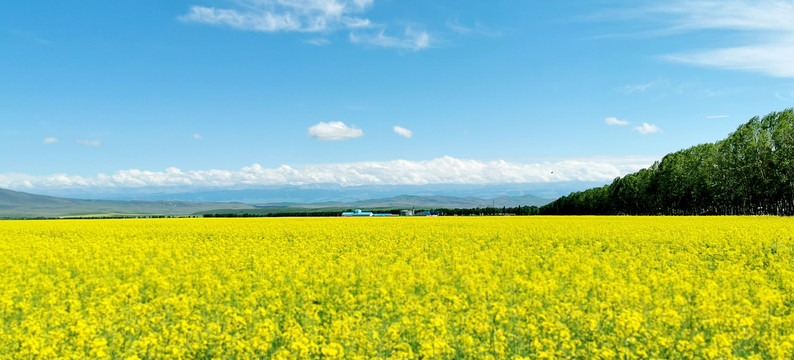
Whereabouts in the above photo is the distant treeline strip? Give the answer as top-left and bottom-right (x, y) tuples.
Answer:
(0, 215), (194, 220)
(541, 108), (794, 215)
(203, 210), (356, 218)
(202, 206), (541, 218)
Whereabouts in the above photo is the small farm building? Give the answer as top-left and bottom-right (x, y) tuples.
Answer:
(342, 209), (374, 217)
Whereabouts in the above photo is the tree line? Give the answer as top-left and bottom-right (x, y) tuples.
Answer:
(201, 206), (542, 218)
(434, 206), (540, 216)
(540, 109), (794, 216)
(203, 210), (351, 218)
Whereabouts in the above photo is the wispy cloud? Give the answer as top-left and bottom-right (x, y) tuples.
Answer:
(77, 139), (102, 147)
(635, 123), (662, 134)
(305, 37), (331, 46)
(623, 82), (655, 93)
(614, 1), (794, 77)
(393, 125), (413, 138)
(664, 44), (794, 78)
(349, 27), (431, 51)
(43, 137), (58, 144)
(10, 30), (52, 45)
(308, 121), (363, 140)
(605, 117), (629, 126)
(0, 156), (660, 190)
(775, 91), (794, 100)
(706, 115), (729, 119)
(179, 0), (432, 51)
(446, 18), (501, 37)
(193, 133), (203, 140)
(179, 0), (373, 33)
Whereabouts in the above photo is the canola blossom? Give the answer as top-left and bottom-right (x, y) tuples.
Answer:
(0, 217), (793, 359)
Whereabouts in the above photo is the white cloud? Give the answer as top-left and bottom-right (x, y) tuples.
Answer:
(625, 0), (794, 77)
(349, 27), (431, 51)
(308, 121), (363, 140)
(706, 115), (729, 119)
(43, 137), (58, 144)
(393, 125), (413, 138)
(193, 133), (203, 140)
(179, 0), (373, 33)
(77, 139), (102, 146)
(180, 1), (433, 51)
(0, 156), (661, 190)
(635, 123), (662, 134)
(664, 42), (794, 77)
(650, 1), (794, 33)
(623, 82), (655, 93)
(179, 6), (299, 32)
(605, 117), (629, 126)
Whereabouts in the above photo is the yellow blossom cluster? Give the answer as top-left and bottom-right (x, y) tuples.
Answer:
(0, 217), (792, 359)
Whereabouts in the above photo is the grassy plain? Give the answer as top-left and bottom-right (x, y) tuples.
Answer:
(0, 217), (792, 359)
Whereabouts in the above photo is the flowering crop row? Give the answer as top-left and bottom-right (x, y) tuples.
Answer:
(0, 217), (792, 359)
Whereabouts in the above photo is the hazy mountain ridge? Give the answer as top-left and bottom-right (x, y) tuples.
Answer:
(0, 188), (554, 218)
(347, 194), (551, 208)
(36, 182), (597, 203)
(0, 188), (255, 218)
(259, 194), (552, 209)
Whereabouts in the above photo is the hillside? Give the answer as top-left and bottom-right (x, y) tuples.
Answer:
(0, 188), (553, 218)
(354, 194), (551, 208)
(541, 108), (794, 215)
(67, 183), (584, 204)
(270, 194), (552, 209)
(0, 188), (255, 218)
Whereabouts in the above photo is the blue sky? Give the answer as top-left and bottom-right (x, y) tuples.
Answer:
(2, 0), (794, 193)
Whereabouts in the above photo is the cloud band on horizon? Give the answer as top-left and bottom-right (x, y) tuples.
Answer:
(0, 156), (660, 190)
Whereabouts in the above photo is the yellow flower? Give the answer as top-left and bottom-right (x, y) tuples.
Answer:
(0, 217), (791, 359)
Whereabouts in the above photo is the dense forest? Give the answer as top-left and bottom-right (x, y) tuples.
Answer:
(540, 109), (794, 216)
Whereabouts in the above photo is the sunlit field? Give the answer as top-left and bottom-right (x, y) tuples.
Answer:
(1, 217), (792, 359)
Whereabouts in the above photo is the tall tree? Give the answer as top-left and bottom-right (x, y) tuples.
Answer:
(540, 108), (794, 216)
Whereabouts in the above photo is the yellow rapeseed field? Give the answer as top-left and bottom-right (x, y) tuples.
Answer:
(1, 217), (792, 359)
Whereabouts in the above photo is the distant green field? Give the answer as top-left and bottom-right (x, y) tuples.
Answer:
(0, 188), (256, 218)
(194, 207), (399, 217)
(56, 213), (174, 219)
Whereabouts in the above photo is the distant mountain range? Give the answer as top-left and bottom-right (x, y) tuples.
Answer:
(34, 182), (600, 203)
(0, 188), (255, 218)
(0, 187), (555, 218)
(259, 194), (552, 209)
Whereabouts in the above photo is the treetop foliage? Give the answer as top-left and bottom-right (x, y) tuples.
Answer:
(541, 108), (794, 215)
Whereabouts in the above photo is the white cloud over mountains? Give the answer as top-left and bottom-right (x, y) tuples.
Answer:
(0, 156), (659, 190)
